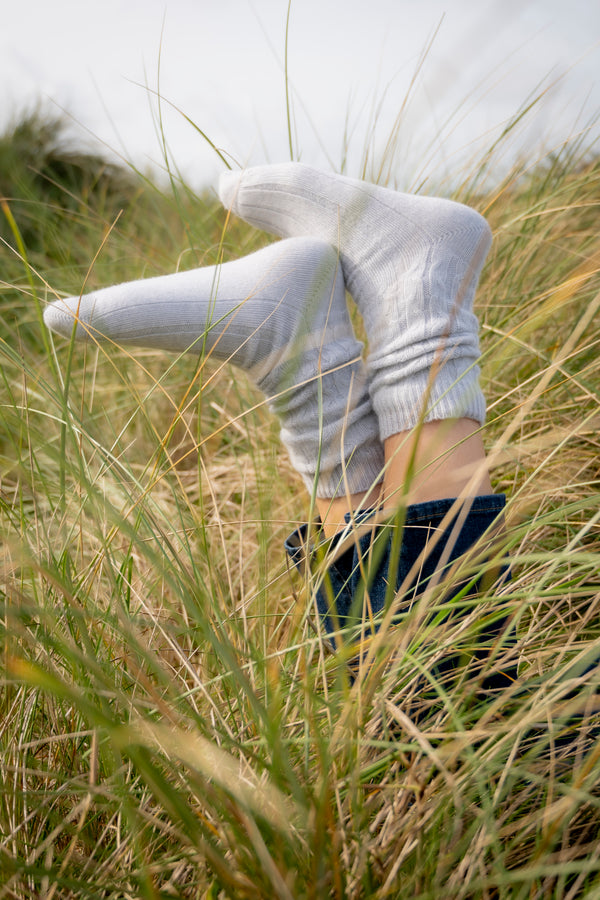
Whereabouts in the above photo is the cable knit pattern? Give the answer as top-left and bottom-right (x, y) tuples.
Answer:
(219, 164), (492, 437)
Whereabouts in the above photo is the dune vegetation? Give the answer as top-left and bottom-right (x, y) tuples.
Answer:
(0, 108), (599, 898)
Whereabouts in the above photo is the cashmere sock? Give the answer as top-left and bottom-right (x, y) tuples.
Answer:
(219, 164), (492, 439)
(44, 237), (384, 498)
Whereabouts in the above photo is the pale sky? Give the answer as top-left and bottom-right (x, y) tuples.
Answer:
(2, 0), (599, 190)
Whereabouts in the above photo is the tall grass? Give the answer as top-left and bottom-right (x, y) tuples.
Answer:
(0, 108), (599, 899)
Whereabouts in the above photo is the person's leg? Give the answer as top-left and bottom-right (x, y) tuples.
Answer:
(316, 412), (490, 534)
(232, 168), (515, 689)
(219, 164), (496, 514)
(382, 418), (492, 507)
(44, 237), (384, 506)
(219, 164), (490, 448)
(220, 161), (497, 524)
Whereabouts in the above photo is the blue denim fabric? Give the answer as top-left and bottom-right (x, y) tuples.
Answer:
(285, 494), (514, 689)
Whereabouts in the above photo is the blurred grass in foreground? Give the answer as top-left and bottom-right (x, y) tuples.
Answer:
(0, 109), (599, 899)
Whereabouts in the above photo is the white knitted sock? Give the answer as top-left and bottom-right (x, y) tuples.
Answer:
(219, 164), (492, 439)
(44, 238), (383, 498)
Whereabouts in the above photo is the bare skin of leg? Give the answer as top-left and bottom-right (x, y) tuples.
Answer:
(315, 486), (383, 541)
(316, 417), (492, 539)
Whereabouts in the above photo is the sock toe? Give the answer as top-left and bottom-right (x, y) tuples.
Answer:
(44, 300), (82, 339)
(218, 169), (243, 210)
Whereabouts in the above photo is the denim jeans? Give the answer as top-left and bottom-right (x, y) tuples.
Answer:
(285, 494), (515, 690)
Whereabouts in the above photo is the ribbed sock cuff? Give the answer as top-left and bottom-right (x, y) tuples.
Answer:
(372, 357), (486, 440)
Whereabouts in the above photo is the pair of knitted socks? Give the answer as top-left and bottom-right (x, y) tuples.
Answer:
(44, 164), (492, 499)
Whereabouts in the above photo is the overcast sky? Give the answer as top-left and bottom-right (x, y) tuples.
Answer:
(1, 0), (599, 190)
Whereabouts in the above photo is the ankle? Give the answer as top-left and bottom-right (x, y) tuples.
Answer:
(382, 419), (493, 507)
